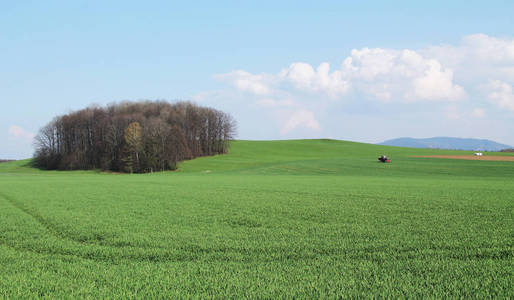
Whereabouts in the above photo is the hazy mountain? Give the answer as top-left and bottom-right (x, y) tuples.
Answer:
(379, 137), (512, 151)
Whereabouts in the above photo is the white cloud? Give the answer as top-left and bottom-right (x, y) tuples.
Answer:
(208, 33), (513, 142)
(461, 34), (514, 65)
(279, 62), (349, 97)
(412, 60), (465, 100)
(216, 34), (514, 106)
(424, 34), (514, 83)
(484, 80), (514, 112)
(217, 48), (465, 103)
(343, 48), (465, 101)
(281, 110), (320, 135)
(214, 70), (272, 95)
(8, 125), (35, 141)
(342, 48), (396, 80)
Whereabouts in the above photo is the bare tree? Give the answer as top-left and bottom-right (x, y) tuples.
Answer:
(34, 101), (236, 173)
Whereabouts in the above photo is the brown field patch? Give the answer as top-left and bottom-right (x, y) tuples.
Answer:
(413, 155), (514, 161)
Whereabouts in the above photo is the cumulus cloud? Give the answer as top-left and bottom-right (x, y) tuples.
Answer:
(424, 34), (514, 83)
(342, 48), (465, 101)
(209, 33), (513, 141)
(8, 125), (35, 141)
(215, 34), (514, 105)
(484, 80), (514, 112)
(281, 110), (320, 135)
(461, 34), (514, 65)
(412, 60), (465, 100)
(214, 70), (273, 95)
(279, 62), (350, 97)
(217, 47), (465, 103)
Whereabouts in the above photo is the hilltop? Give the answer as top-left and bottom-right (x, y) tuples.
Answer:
(0, 139), (513, 298)
(4, 139), (513, 178)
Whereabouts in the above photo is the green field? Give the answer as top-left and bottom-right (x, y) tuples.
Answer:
(0, 140), (512, 298)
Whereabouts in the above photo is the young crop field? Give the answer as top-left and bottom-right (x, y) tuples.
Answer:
(0, 140), (512, 298)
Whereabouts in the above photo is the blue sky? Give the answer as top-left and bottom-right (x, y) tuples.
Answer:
(1, 1), (514, 159)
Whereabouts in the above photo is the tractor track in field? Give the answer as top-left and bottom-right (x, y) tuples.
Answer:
(0, 192), (164, 252)
(0, 192), (109, 245)
(0, 233), (510, 265)
(0, 190), (512, 264)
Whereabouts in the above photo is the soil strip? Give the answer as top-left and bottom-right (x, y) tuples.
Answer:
(412, 155), (514, 161)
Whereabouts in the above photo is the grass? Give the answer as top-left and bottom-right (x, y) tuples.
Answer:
(0, 139), (512, 298)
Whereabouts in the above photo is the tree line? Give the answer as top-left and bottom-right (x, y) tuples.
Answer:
(34, 101), (236, 173)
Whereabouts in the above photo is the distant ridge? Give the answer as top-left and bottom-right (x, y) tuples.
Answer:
(379, 137), (512, 151)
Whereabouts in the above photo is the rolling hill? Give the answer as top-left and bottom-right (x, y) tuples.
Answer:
(0, 140), (512, 298)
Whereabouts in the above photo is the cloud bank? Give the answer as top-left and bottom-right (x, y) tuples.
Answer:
(484, 80), (514, 112)
(217, 46), (472, 104)
(207, 34), (514, 141)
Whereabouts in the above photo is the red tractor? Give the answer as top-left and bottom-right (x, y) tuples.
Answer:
(378, 155), (391, 163)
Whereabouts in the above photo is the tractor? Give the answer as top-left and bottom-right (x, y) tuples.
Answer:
(378, 155), (391, 163)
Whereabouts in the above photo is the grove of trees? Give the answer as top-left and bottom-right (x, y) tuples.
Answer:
(34, 101), (236, 173)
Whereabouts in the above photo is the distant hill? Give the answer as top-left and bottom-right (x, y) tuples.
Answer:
(379, 137), (512, 151)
